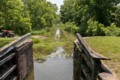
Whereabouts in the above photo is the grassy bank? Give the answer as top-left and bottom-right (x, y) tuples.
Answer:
(32, 28), (75, 59)
(0, 38), (14, 48)
(84, 36), (120, 79)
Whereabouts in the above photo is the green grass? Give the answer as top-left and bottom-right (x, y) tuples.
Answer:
(84, 36), (120, 61)
(0, 38), (14, 48)
(84, 36), (120, 79)
(33, 38), (65, 58)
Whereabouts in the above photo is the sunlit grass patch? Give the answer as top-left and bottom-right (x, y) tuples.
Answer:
(0, 38), (14, 48)
(84, 36), (120, 79)
(84, 36), (120, 61)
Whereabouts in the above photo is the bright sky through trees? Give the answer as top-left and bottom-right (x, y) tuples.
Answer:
(47, 0), (64, 12)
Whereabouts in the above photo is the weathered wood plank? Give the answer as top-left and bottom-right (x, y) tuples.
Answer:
(74, 40), (94, 70)
(16, 41), (33, 80)
(0, 65), (16, 80)
(82, 54), (94, 71)
(98, 72), (115, 80)
(74, 33), (115, 80)
(0, 33), (33, 80)
(0, 53), (15, 66)
(81, 65), (91, 80)
(0, 33), (31, 58)
(10, 76), (17, 80)
(76, 33), (110, 60)
(88, 46), (111, 60)
(100, 62), (112, 73)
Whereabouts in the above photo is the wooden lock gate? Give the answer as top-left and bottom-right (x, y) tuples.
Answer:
(73, 33), (115, 80)
(0, 33), (33, 80)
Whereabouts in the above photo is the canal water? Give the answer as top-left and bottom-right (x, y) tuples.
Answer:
(34, 47), (73, 80)
(26, 28), (73, 80)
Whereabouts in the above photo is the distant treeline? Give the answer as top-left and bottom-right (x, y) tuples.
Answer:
(0, 0), (57, 35)
(1, 0), (120, 36)
(60, 0), (120, 36)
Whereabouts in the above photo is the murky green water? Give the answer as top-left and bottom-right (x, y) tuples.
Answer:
(26, 47), (73, 80)
(34, 47), (73, 80)
(34, 58), (73, 80)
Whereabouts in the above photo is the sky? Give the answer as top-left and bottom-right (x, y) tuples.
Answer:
(47, 0), (64, 12)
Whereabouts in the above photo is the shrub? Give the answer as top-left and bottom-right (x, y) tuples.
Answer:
(32, 29), (48, 35)
(60, 22), (79, 33)
(86, 20), (120, 36)
(15, 18), (31, 35)
(104, 23), (120, 36)
(86, 19), (105, 36)
(32, 38), (41, 44)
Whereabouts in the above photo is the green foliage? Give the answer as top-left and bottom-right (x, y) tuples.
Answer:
(115, 6), (120, 26)
(60, 22), (79, 33)
(104, 23), (120, 36)
(0, 0), (31, 35)
(60, 0), (120, 36)
(32, 30), (47, 35)
(22, 0), (58, 30)
(32, 38), (40, 44)
(60, 0), (75, 23)
(0, 12), (5, 27)
(0, 0), (58, 35)
(61, 0), (120, 25)
(32, 27), (51, 35)
(32, 31), (42, 35)
(86, 20), (120, 36)
(16, 17), (31, 35)
(86, 19), (105, 36)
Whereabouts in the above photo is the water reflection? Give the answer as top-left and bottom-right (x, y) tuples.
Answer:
(25, 46), (73, 80)
(55, 28), (61, 41)
(26, 28), (73, 80)
(34, 58), (73, 80)
(34, 47), (73, 80)
(47, 47), (68, 58)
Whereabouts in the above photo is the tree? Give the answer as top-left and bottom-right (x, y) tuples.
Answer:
(0, 0), (31, 35)
(60, 0), (75, 23)
(115, 6), (120, 26)
(22, 0), (57, 30)
(60, 0), (120, 36)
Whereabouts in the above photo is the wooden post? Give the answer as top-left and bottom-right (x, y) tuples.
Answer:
(73, 33), (115, 80)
